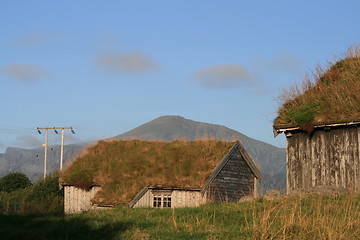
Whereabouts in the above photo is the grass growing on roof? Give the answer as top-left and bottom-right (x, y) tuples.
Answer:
(61, 140), (234, 204)
(274, 47), (360, 127)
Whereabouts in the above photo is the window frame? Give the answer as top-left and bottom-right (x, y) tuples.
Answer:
(152, 191), (172, 208)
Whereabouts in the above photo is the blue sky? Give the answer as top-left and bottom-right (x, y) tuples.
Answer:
(1, 1), (359, 153)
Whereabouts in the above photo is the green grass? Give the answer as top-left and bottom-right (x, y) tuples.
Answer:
(1, 193), (359, 239)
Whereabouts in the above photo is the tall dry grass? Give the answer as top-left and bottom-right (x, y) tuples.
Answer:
(275, 46), (360, 126)
(251, 194), (360, 239)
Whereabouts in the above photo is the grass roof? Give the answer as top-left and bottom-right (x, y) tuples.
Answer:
(274, 47), (360, 129)
(61, 140), (234, 204)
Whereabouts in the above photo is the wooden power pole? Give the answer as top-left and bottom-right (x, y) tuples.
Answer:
(37, 127), (74, 178)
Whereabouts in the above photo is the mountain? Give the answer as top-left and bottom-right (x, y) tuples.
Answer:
(0, 144), (84, 181)
(0, 115), (286, 193)
(116, 115), (286, 193)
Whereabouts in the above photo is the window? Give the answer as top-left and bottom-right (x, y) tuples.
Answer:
(153, 195), (162, 208)
(153, 192), (172, 208)
(163, 195), (171, 208)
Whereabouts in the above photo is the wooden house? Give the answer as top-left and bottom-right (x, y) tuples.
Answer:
(274, 120), (360, 194)
(62, 140), (261, 214)
(273, 53), (360, 195)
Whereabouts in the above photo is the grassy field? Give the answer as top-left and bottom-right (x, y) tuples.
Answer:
(0, 193), (359, 240)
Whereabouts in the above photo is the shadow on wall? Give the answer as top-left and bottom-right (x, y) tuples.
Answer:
(0, 214), (131, 240)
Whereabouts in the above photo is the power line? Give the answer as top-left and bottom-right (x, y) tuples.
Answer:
(0, 124), (34, 130)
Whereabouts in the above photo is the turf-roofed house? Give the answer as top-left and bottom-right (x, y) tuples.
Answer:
(273, 50), (360, 195)
(61, 140), (261, 214)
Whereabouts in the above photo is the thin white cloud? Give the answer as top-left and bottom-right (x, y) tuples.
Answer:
(3, 63), (51, 82)
(13, 34), (55, 47)
(191, 64), (255, 88)
(95, 52), (161, 74)
(252, 55), (304, 74)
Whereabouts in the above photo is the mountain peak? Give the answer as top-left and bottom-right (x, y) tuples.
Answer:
(115, 115), (241, 142)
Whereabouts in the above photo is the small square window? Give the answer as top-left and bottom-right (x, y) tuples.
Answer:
(153, 192), (172, 208)
(163, 195), (171, 208)
(153, 195), (162, 208)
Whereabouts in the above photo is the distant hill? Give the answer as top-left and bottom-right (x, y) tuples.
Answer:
(0, 144), (84, 181)
(0, 115), (286, 193)
(116, 115), (286, 193)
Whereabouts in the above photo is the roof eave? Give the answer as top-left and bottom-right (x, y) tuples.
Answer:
(273, 120), (360, 137)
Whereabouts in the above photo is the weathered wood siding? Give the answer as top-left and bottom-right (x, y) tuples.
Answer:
(208, 151), (255, 202)
(64, 186), (101, 214)
(172, 190), (205, 207)
(132, 188), (151, 208)
(286, 126), (360, 194)
(132, 189), (205, 208)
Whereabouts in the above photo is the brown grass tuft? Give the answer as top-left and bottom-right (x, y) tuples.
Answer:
(274, 46), (360, 128)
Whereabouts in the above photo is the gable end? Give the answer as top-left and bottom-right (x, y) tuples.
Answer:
(202, 140), (261, 192)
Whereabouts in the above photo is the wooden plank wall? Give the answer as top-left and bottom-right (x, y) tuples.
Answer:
(132, 189), (151, 208)
(286, 126), (360, 193)
(64, 186), (101, 214)
(133, 189), (205, 208)
(208, 151), (255, 202)
(172, 190), (205, 207)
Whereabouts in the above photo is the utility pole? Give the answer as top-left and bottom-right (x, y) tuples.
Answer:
(44, 128), (48, 179)
(60, 128), (65, 170)
(37, 127), (75, 178)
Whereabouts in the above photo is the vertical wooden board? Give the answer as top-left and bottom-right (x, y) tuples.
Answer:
(352, 127), (358, 191)
(301, 133), (307, 189)
(72, 187), (76, 213)
(310, 133), (315, 187)
(311, 132), (318, 187)
(345, 128), (357, 190)
(339, 128), (347, 188)
(304, 133), (312, 189)
(328, 131), (336, 186)
(150, 190), (154, 208)
(345, 129), (352, 189)
(357, 127), (360, 191)
(64, 186), (69, 213)
(295, 134), (302, 190)
(286, 135), (296, 192)
(324, 130), (330, 186)
(331, 129), (338, 187)
(172, 190), (178, 208)
(176, 190), (181, 207)
(318, 131), (326, 186)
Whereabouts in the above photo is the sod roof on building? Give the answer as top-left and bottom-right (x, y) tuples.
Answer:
(61, 140), (235, 204)
(274, 52), (360, 130)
